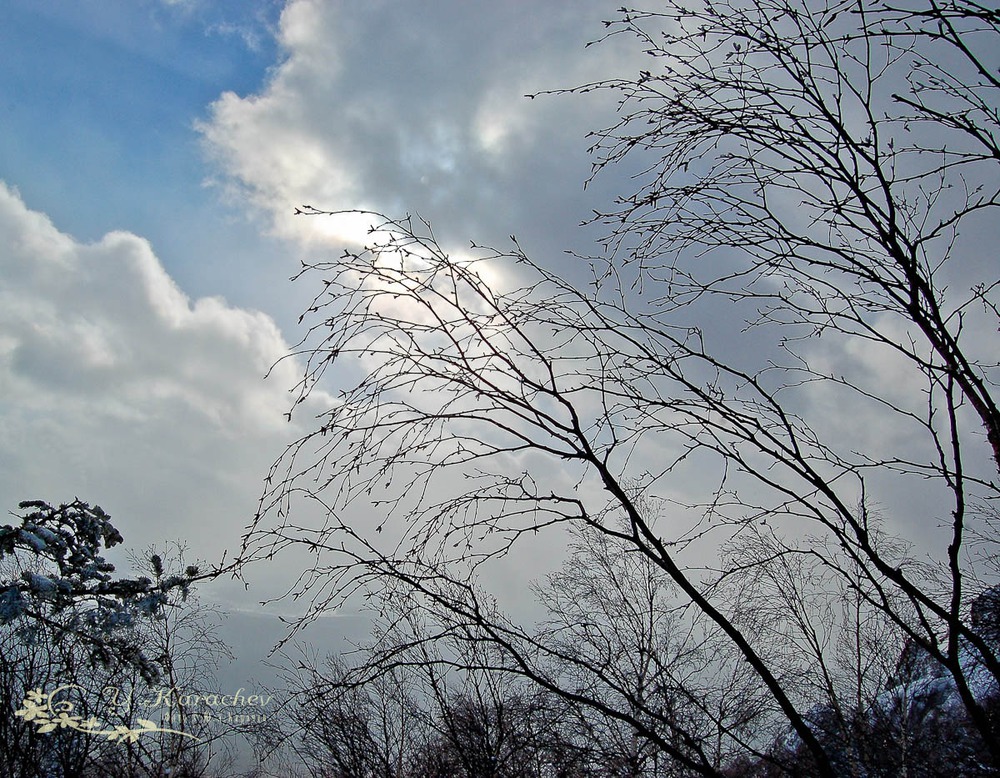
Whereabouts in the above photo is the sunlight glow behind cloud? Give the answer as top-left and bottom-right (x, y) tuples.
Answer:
(199, 0), (638, 254)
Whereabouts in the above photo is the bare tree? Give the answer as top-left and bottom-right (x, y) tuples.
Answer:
(90, 545), (241, 778)
(536, 517), (769, 775)
(242, 1), (1000, 775)
(278, 652), (423, 778)
(276, 623), (584, 778)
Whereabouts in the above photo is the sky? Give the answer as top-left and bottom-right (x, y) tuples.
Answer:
(3, 3), (998, 769)
(1, 0), (983, 619)
(0, 0), (641, 622)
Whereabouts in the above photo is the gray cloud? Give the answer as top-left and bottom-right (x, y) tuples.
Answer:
(199, 0), (640, 258)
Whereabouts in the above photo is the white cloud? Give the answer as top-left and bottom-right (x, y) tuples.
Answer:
(0, 182), (324, 594)
(199, 0), (639, 252)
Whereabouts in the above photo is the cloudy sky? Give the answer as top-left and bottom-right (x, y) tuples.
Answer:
(0, 0), (642, 618)
(4, 4), (998, 750)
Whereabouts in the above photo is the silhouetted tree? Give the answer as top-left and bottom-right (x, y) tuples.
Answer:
(243, 2), (1000, 775)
